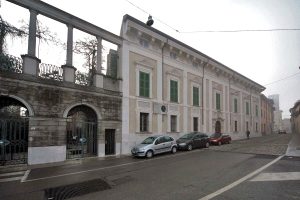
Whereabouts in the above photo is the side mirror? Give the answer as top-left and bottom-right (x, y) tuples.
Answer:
(155, 140), (159, 145)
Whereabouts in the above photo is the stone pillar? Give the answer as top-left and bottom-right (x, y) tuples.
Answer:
(93, 36), (104, 88)
(22, 9), (41, 76)
(62, 24), (76, 83)
(183, 71), (188, 132)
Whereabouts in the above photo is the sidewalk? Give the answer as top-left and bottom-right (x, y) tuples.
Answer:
(286, 133), (300, 157)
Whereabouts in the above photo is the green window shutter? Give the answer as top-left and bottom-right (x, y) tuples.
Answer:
(170, 80), (178, 102)
(246, 102), (249, 115)
(193, 87), (199, 106)
(216, 93), (221, 110)
(139, 71), (150, 97)
(234, 98), (238, 113)
(256, 105), (258, 116)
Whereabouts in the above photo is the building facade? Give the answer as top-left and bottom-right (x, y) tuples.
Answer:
(120, 15), (265, 154)
(260, 94), (274, 135)
(290, 100), (300, 135)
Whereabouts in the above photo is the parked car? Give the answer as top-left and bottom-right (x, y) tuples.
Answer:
(176, 132), (210, 151)
(209, 133), (231, 145)
(131, 135), (177, 158)
(278, 130), (287, 134)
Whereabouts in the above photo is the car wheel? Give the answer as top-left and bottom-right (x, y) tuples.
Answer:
(146, 150), (153, 158)
(218, 141), (222, 146)
(187, 144), (193, 151)
(171, 147), (177, 154)
(205, 142), (210, 148)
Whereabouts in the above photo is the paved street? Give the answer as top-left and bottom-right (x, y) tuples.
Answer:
(0, 133), (299, 200)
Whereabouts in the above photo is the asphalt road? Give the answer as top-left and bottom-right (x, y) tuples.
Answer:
(0, 134), (298, 200)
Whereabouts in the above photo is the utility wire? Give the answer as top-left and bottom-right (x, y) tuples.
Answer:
(264, 72), (300, 86)
(125, 0), (300, 34)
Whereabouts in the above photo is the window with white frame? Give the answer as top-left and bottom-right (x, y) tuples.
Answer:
(140, 112), (149, 132)
(170, 115), (177, 132)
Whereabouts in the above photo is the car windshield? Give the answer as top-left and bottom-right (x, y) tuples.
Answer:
(141, 137), (157, 144)
(180, 133), (196, 139)
(210, 133), (222, 138)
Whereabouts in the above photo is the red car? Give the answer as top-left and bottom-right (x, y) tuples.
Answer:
(209, 133), (231, 145)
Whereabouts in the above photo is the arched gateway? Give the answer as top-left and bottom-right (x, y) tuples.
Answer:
(0, 96), (29, 165)
(66, 105), (97, 159)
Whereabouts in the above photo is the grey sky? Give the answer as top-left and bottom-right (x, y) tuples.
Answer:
(1, 0), (300, 118)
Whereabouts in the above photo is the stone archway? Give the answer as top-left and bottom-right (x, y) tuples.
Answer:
(215, 120), (221, 133)
(0, 96), (29, 165)
(66, 105), (98, 159)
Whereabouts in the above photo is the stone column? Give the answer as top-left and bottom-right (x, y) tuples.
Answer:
(62, 24), (76, 83)
(22, 9), (41, 76)
(93, 36), (104, 88)
(183, 71), (188, 132)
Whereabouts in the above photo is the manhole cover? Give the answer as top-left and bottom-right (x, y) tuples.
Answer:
(44, 179), (111, 200)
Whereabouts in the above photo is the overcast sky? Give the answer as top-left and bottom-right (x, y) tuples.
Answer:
(1, 0), (300, 118)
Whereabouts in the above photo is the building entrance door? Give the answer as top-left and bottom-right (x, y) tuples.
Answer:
(215, 121), (221, 133)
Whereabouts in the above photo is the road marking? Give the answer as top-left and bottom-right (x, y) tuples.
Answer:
(23, 149), (205, 183)
(0, 171), (25, 177)
(198, 154), (284, 200)
(21, 170), (31, 183)
(250, 172), (300, 182)
(0, 176), (23, 183)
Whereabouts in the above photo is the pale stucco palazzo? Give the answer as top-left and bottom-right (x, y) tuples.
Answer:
(120, 15), (265, 154)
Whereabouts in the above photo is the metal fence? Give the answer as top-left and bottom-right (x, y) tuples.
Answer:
(39, 63), (63, 81)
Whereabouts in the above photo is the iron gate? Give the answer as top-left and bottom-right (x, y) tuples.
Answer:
(0, 118), (28, 166)
(66, 120), (97, 159)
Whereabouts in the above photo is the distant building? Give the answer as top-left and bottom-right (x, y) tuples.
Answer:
(268, 94), (283, 132)
(290, 100), (300, 134)
(282, 118), (292, 133)
(260, 94), (274, 135)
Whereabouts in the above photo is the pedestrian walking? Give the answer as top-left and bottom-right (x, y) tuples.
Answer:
(246, 130), (250, 139)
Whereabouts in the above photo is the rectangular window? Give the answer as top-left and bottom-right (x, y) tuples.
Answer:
(246, 102), (250, 115)
(170, 80), (178, 103)
(193, 86), (199, 106)
(139, 71), (150, 97)
(256, 122), (258, 132)
(140, 112), (149, 132)
(193, 117), (198, 132)
(216, 93), (221, 110)
(256, 105), (258, 117)
(171, 115), (177, 132)
(234, 98), (238, 113)
(246, 121), (249, 131)
(234, 121), (238, 132)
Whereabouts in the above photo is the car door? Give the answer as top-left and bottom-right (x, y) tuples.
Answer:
(192, 134), (202, 148)
(153, 137), (165, 154)
(163, 136), (173, 152)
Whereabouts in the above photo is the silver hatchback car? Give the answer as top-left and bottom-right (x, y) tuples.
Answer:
(131, 135), (177, 158)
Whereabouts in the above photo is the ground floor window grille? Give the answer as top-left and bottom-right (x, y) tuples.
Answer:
(140, 113), (149, 132)
(193, 117), (198, 132)
(234, 120), (238, 132)
(171, 115), (177, 132)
